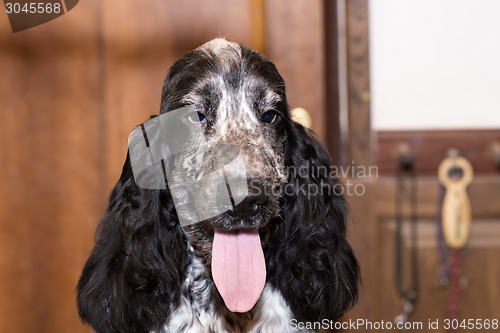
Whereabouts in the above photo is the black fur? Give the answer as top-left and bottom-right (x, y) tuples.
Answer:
(77, 158), (189, 333)
(266, 121), (358, 321)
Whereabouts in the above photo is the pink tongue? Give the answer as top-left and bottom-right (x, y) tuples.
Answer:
(212, 229), (266, 313)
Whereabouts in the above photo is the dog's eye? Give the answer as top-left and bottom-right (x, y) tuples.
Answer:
(188, 112), (207, 124)
(261, 110), (278, 124)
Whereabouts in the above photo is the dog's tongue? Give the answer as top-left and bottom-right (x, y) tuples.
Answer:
(212, 229), (266, 313)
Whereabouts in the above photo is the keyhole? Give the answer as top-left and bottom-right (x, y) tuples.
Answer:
(448, 166), (464, 180)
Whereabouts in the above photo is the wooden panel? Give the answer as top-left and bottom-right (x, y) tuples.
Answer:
(344, 176), (500, 330)
(0, 2), (104, 332)
(377, 129), (500, 175)
(377, 218), (500, 332)
(377, 219), (448, 327)
(250, 0), (267, 55)
(345, 0), (372, 168)
(266, 0), (326, 144)
(324, 0), (342, 166)
(341, 180), (380, 326)
(374, 176), (500, 219)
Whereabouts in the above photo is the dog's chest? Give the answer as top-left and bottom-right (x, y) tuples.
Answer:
(156, 257), (310, 333)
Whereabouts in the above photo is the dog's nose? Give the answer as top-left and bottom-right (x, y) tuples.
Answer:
(227, 181), (268, 218)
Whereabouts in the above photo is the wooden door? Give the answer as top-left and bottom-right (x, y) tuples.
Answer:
(0, 1), (329, 332)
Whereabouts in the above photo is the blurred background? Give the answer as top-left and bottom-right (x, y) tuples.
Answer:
(0, 0), (499, 332)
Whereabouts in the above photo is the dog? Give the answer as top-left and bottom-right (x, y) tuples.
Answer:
(77, 38), (359, 333)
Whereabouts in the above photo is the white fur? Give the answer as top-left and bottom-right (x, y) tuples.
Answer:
(198, 38), (241, 57)
(157, 248), (311, 333)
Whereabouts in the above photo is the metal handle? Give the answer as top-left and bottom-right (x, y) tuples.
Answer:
(290, 107), (312, 129)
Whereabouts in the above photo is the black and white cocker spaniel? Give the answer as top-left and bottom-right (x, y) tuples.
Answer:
(77, 38), (359, 333)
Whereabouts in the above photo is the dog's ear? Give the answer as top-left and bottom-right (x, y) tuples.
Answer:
(77, 153), (188, 333)
(265, 121), (359, 322)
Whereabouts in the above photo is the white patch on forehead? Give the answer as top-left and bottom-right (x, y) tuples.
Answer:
(188, 39), (279, 141)
(198, 38), (241, 57)
(241, 90), (259, 123)
(180, 39), (241, 106)
(215, 75), (229, 132)
(214, 78), (260, 138)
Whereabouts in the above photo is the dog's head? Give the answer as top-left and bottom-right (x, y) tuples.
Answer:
(77, 38), (358, 333)
(157, 38), (290, 312)
(160, 39), (287, 229)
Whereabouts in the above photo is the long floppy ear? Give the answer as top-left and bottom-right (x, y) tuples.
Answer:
(265, 121), (359, 322)
(77, 153), (189, 333)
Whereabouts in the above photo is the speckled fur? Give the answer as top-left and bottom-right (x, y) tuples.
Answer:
(157, 246), (311, 333)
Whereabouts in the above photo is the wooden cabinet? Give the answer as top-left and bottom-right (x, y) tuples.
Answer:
(341, 0), (500, 331)
(344, 178), (500, 332)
